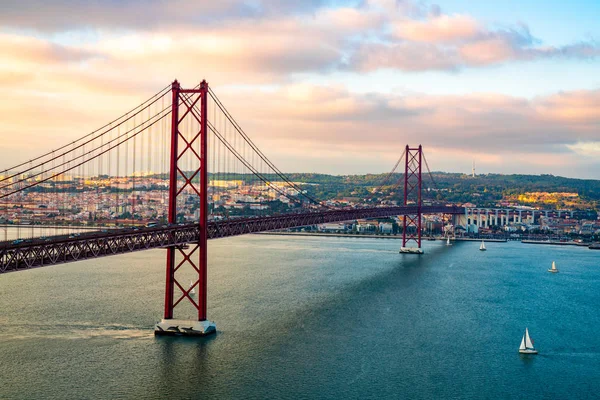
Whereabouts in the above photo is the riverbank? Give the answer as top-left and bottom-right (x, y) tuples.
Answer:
(256, 232), (508, 242)
(522, 240), (590, 247)
(257, 232), (405, 240)
(1, 224), (110, 230)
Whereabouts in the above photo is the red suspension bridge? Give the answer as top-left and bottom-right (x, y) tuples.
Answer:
(0, 80), (463, 336)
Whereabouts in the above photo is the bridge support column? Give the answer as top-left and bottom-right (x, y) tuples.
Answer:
(155, 79), (216, 337)
(400, 145), (423, 254)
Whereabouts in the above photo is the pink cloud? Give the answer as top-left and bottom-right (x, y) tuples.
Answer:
(394, 14), (481, 43)
(0, 0), (596, 76)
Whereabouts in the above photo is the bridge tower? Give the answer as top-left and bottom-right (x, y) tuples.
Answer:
(155, 80), (216, 336)
(400, 145), (423, 254)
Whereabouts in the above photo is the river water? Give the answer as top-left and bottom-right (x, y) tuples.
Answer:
(1, 233), (599, 399)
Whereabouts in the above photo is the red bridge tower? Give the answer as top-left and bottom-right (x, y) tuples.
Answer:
(155, 80), (216, 336)
(400, 145), (424, 254)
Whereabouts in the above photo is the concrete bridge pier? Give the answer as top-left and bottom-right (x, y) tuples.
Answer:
(155, 319), (216, 337)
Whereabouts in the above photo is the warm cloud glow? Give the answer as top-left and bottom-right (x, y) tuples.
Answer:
(395, 14), (481, 43)
(567, 142), (600, 156)
(0, 0), (598, 177)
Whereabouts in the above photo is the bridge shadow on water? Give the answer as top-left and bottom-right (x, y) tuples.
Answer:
(148, 239), (458, 399)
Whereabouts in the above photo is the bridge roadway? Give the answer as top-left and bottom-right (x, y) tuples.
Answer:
(0, 205), (463, 273)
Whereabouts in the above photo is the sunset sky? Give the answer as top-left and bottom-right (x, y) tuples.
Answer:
(0, 0), (599, 177)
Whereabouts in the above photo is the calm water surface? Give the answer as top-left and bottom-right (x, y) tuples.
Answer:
(1, 234), (599, 399)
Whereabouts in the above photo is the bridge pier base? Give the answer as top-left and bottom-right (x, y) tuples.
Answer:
(154, 319), (216, 337)
(399, 247), (424, 254)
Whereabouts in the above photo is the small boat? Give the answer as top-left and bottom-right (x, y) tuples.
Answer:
(189, 281), (196, 295)
(548, 261), (558, 273)
(446, 237), (452, 246)
(518, 328), (538, 354)
(479, 241), (486, 251)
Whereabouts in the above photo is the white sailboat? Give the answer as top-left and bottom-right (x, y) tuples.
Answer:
(479, 240), (486, 251)
(548, 261), (559, 273)
(189, 281), (196, 295)
(446, 237), (452, 246)
(518, 328), (538, 354)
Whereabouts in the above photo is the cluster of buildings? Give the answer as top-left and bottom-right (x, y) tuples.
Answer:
(457, 205), (599, 237)
(316, 220), (396, 234)
(1, 174), (599, 239)
(0, 175), (302, 226)
(314, 214), (447, 235)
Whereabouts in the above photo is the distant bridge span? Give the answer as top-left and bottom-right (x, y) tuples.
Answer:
(0, 205), (462, 273)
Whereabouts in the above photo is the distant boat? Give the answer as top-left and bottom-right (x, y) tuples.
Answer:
(446, 237), (452, 246)
(518, 328), (538, 354)
(479, 241), (486, 251)
(189, 281), (196, 295)
(548, 261), (559, 273)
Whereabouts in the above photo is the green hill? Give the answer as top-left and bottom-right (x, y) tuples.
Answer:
(286, 172), (600, 210)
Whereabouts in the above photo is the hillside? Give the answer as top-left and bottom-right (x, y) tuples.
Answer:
(287, 172), (600, 210)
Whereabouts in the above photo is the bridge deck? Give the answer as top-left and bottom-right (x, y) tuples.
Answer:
(0, 205), (463, 273)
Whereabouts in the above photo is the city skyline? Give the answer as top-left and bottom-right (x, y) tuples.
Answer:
(0, 0), (599, 178)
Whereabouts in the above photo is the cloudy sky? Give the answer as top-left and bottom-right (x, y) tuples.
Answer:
(0, 0), (599, 177)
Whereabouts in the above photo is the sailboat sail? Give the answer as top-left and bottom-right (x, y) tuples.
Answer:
(519, 327), (538, 354)
(525, 328), (534, 349)
(552, 261), (556, 270)
(519, 336), (526, 350)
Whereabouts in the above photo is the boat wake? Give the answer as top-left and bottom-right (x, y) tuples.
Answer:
(0, 322), (153, 341)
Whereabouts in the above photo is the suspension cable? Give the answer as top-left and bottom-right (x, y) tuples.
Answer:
(0, 85), (171, 182)
(0, 101), (172, 191)
(0, 107), (172, 199)
(207, 89), (326, 207)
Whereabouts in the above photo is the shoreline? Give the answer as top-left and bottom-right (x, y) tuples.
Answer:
(1, 224), (109, 230)
(255, 232), (508, 242)
(257, 232), (598, 248)
(521, 239), (589, 247)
